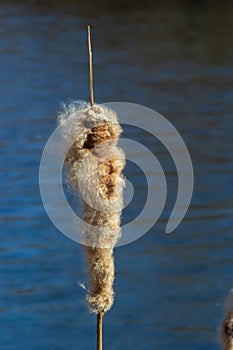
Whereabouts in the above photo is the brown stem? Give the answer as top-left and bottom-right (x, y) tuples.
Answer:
(97, 312), (103, 350)
(87, 25), (94, 110)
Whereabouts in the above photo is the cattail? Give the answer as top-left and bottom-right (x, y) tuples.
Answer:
(58, 26), (125, 350)
(58, 101), (125, 311)
(221, 291), (233, 350)
(59, 102), (125, 348)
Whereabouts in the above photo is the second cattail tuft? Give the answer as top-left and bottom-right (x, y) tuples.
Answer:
(222, 290), (233, 350)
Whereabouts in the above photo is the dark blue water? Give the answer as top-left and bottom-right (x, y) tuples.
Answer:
(1, 2), (233, 349)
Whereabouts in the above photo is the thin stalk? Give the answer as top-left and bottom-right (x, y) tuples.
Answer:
(87, 25), (94, 110)
(97, 311), (103, 350)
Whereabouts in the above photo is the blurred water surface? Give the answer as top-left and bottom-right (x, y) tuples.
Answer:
(0, 2), (233, 349)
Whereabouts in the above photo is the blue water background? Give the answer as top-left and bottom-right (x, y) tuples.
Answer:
(0, 2), (233, 349)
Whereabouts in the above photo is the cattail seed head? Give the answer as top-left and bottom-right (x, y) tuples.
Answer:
(58, 101), (125, 313)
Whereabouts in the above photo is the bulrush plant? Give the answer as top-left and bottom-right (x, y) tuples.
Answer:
(58, 26), (125, 350)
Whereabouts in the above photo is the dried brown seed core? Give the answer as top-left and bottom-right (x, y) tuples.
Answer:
(84, 124), (117, 149)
